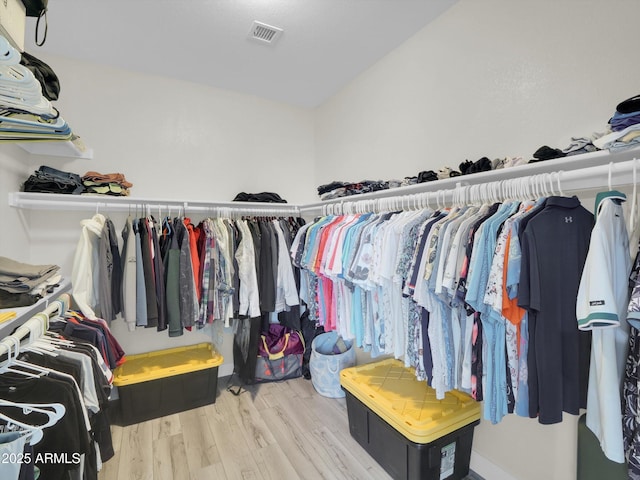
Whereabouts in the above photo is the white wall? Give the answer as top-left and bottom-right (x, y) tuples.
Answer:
(34, 54), (316, 204)
(0, 145), (31, 262)
(316, 0), (639, 186)
(314, 1), (640, 479)
(23, 54), (316, 272)
(1, 55), (316, 376)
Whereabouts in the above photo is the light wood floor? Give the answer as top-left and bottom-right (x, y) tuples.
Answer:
(98, 375), (397, 480)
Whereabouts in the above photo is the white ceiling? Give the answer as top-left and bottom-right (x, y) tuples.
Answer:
(24, 0), (458, 108)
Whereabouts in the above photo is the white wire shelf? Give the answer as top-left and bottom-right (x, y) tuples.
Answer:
(7, 147), (640, 217)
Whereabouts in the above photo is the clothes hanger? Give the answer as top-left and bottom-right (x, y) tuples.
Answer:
(0, 36), (21, 66)
(0, 65), (46, 103)
(557, 170), (565, 197)
(0, 411), (44, 446)
(509, 178), (517, 201)
(608, 162), (614, 191)
(23, 313), (70, 353)
(0, 337), (42, 379)
(531, 174), (539, 199)
(630, 158), (638, 235)
(537, 174), (547, 198)
(540, 173), (548, 198)
(0, 399), (65, 427)
(468, 184), (476, 206)
(0, 64), (57, 117)
(546, 173), (556, 197)
(498, 180), (505, 202)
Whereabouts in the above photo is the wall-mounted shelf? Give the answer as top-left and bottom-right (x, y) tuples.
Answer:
(7, 147), (640, 217)
(16, 137), (94, 160)
(0, 279), (71, 340)
(301, 147), (640, 211)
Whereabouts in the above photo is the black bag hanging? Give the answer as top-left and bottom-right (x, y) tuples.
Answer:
(20, 51), (60, 100)
(21, 0), (48, 46)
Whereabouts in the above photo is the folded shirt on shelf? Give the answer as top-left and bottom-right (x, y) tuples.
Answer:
(595, 93), (640, 152)
(459, 156), (492, 174)
(593, 123), (640, 151)
(23, 165), (84, 195)
(562, 136), (598, 156)
(318, 180), (389, 200)
(0, 256), (62, 308)
(529, 145), (567, 162)
(233, 191), (288, 203)
(609, 110), (640, 131)
(81, 171), (133, 197)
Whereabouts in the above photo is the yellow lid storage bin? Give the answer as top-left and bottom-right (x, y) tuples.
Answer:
(112, 343), (223, 425)
(340, 359), (481, 480)
(113, 343), (223, 386)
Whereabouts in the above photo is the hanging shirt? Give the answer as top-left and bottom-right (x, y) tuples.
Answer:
(71, 213), (106, 320)
(236, 219), (261, 318)
(519, 196), (593, 425)
(576, 191), (631, 463)
(120, 216), (137, 331)
(624, 242), (640, 477)
(272, 219), (300, 313)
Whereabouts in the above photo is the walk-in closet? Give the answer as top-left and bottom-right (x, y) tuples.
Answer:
(1, 1), (640, 479)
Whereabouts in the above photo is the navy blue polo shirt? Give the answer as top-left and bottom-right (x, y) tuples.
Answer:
(518, 195), (594, 424)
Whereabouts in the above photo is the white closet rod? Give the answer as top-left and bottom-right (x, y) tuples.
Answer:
(300, 148), (640, 214)
(7, 151), (640, 217)
(7, 192), (301, 217)
(300, 158), (639, 216)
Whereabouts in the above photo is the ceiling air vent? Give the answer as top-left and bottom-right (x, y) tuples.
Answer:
(249, 21), (283, 44)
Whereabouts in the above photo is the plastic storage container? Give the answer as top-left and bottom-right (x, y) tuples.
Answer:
(340, 359), (481, 480)
(113, 343), (223, 425)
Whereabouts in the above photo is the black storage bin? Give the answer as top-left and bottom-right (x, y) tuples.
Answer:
(112, 343), (223, 425)
(341, 359), (481, 480)
(346, 391), (478, 480)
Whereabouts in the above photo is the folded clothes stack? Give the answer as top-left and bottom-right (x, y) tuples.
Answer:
(22, 165), (84, 194)
(315, 119), (621, 200)
(0, 256), (61, 308)
(459, 157), (493, 174)
(82, 171), (133, 196)
(529, 146), (567, 163)
(594, 94), (640, 152)
(233, 191), (288, 203)
(561, 136), (599, 156)
(317, 180), (389, 200)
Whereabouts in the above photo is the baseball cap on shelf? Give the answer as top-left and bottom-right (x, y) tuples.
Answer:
(616, 95), (640, 114)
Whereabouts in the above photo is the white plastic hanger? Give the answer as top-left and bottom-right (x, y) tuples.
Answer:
(0, 338), (41, 379)
(608, 162), (614, 191)
(539, 174), (548, 198)
(629, 158), (638, 237)
(0, 411), (44, 445)
(0, 399), (65, 429)
(546, 173), (556, 197)
(0, 36), (21, 66)
(557, 171), (565, 197)
(3, 337), (48, 377)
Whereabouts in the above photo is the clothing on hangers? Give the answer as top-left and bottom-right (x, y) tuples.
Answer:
(292, 191), (601, 427)
(576, 192), (631, 463)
